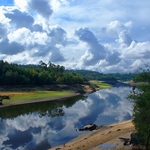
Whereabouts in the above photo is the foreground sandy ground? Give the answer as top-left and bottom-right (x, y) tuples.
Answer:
(49, 120), (135, 150)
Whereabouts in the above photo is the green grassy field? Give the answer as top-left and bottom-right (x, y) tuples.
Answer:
(0, 90), (75, 104)
(90, 80), (112, 88)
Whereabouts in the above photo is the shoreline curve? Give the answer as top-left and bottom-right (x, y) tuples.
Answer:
(0, 93), (81, 108)
(49, 120), (135, 150)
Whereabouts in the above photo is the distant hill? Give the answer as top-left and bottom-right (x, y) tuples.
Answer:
(65, 69), (136, 81)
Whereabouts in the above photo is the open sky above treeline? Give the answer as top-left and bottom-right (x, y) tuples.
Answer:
(0, 0), (150, 73)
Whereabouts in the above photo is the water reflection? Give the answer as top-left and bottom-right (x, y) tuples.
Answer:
(0, 86), (133, 149)
(0, 95), (84, 120)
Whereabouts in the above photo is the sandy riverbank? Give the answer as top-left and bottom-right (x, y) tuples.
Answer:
(49, 120), (135, 150)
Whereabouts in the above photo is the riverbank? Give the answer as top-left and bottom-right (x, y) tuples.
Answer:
(49, 120), (135, 150)
(0, 93), (81, 108)
(0, 83), (135, 149)
(0, 83), (99, 93)
(0, 83), (100, 108)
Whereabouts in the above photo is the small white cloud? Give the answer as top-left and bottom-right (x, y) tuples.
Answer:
(102, 20), (131, 37)
(14, 0), (29, 12)
(8, 27), (48, 46)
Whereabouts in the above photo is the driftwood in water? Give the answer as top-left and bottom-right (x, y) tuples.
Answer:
(77, 124), (98, 131)
(0, 95), (10, 105)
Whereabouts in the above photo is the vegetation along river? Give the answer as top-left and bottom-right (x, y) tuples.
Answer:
(0, 85), (133, 150)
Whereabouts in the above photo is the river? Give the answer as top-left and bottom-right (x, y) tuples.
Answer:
(0, 85), (133, 150)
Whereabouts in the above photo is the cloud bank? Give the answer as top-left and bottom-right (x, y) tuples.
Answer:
(0, 0), (149, 72)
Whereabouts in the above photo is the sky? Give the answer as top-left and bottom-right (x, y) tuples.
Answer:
(0, 0), (150, 73)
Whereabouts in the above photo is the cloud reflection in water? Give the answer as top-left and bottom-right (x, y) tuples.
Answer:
(0, 86), (133, 149)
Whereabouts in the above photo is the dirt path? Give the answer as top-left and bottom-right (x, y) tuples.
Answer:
(49, 120), (135, 150)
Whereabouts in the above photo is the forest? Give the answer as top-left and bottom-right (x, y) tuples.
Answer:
(0, 60), (84, 86)
(65, 69), (136, 81)
(128, 66), (150, 149)
(0, 60), (136, 86)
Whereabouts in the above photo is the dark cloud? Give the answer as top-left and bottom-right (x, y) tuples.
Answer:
(29, 0), (53, 19)
(29, 26), (67, 62)
(75, 28), (107, 66)
(118, 30), (132, 46)
(42, 26), (67, 62)
(30, 45), (65, 62)
(49, 47), (65, 62)
(0, 23), (7, 38)
(5, 9), (34, 29)
(49, 26), (67, 46)
(25, 140), (51, 150)
(31, 24), (43, 32)
(75, 27), (97, 42)
(30, 45), (52, 57)
(30, 44), (65, 62)
(3, 129), (32, 149)
(105, 51), (121, 65)
(0, 39), (24, 55)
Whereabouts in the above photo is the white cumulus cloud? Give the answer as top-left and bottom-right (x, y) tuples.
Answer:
(0, 0), (149, 72)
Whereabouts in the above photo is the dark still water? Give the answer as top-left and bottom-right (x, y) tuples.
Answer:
(0, 86), (133, 150)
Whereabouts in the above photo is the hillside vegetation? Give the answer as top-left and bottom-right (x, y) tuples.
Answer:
(0, 60), (84, 86)
(0, 60), (136, 87)
(66, 69), (136, 81)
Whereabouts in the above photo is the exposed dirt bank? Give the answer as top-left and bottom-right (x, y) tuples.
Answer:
(0, 83), (99, 93)
(49, 120), (135, 150)
(0, 83), (99, 108)
(0, 93), (81, 108)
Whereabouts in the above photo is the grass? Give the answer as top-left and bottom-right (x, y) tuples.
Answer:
(0, 90), (75, 104)
(123, 81), (131, 84)
(90, 80), (112, 88)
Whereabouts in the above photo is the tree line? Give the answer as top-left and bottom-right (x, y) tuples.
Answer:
(0, 60), (84, 86)
(66, 69), (136, 81)
(0, 60), (137, 86)
(128, 65), (150, 149)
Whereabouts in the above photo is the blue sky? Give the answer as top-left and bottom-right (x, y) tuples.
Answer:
(0, 0), (14, 5)
(0, 0), (150, 73)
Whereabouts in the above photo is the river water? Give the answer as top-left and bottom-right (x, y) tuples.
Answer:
(0, 85), (133, 150)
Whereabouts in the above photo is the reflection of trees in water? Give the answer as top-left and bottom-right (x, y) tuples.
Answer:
(38, 107), (64, 118)
(49, 107), (64, 117)
(0, 95), (85, 120)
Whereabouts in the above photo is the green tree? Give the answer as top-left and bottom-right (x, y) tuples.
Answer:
(128, 66), (150, 149)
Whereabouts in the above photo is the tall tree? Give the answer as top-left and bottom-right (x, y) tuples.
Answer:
(128, 66), (150, 149)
